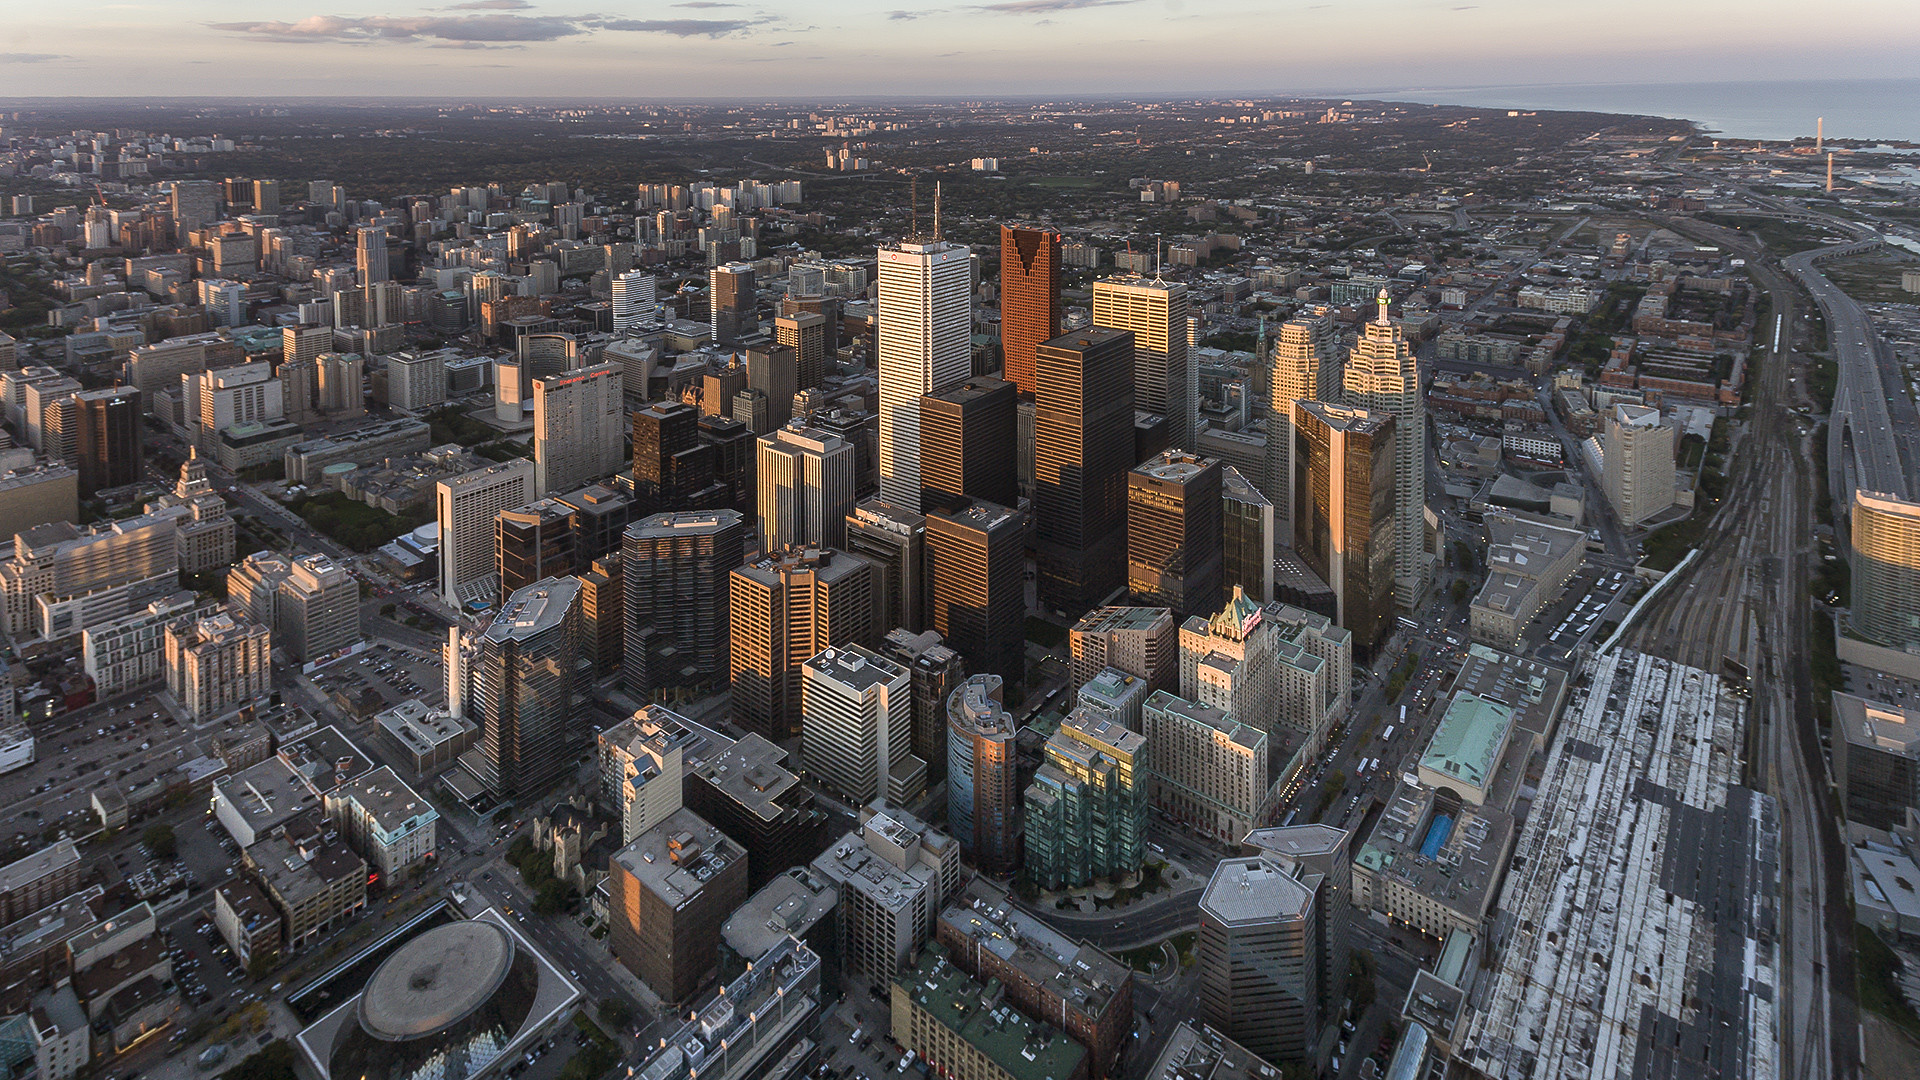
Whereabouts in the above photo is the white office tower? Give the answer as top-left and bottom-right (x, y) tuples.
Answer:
(356, 225), (389, 285)
(611, 270), (656, 331)
(876, 239), (972, 510)
(1093, 275), (1190, 449)
(436, 459), (534, 605)
(1342, 290), (1429, 613)
(1602, 402), (1676, 526)
(801, 643), (924, 806)
(757, 422), (857, 553)
(1264, 308), (1341, 539)
(532, 361), (624, 497)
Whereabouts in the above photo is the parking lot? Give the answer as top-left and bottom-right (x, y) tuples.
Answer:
(0, 694), (198, 849)
(307, 639), (445, 712)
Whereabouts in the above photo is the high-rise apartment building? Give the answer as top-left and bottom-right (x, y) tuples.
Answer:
(1853, 489), (1920, 650)
(282, 324), (331, 368)
(385, 350), (448, 411)
(622, 511), (743, 697)
(1293, 401), (1396, 653)
(998, 226), (1062, 396)
(470, 576), (581, 800)
(610, 270), (657, 331)
(278, 553), (360, 663)
(776, 312), (828, 393)
(846, 499), (925, 637)
(710, 261), (756, 344)
(919, 376), (1018, 511)
(1128, 450), (1224, 620)
(1034, 328), (1134, 614)
(316, 352), (365, 417)
(597, 704), (729, 844)
(1601, 402), (1676, 527)
(1025, 708), (1147, 890)
(170, 180), (219, 234)
(801, 643), (923, 806)
(633, 401), (722, 516)
(356, 225), (389, 285)
(1342, 292), (1427, 611)
(1069, 606), (1178, 693)
(757, 423), (856, 553)
(876, 239), (972, 509)
(945, 674), (1020, 875)
(729, 546), (872, 742)
(73, 386), (141, 493)
(1220, 465), (1276, 604)
(1092, 275), (1189, 449)
(437, 459), (534, 605)
(1142, 690), (1268, 845)
(165, 612), (271, 722)
(532, 361), (623, 497)
(1265, 308), (1342, 534)
(924, 500), (1026, 687)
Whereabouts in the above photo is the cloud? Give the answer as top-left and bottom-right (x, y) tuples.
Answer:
(0, 52), (66, 63)
(594, 17), (760, 35)
(445, 0), (532, 8)
(429, 40), (525, 49)
(671, 1), (740, 6)
(887, 9), (926, 17)
(208, 14), (582, 44)
(973, 0), (1136, 11)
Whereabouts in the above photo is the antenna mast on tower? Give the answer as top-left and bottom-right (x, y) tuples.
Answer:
(934, 181), (943, 241)
(908, 175), (918, 241)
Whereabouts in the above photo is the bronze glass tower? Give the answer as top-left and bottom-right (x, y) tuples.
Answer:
(919, 376), (1018, 511)
(1034, 328), (1135, 615)
(925, 500), (1028, 688)
(1127, 450), (1224, 620)
(1292, 401), (1396, 654)
(75, 386), (142, 493)
(621, 510), (744, 697)
(633, 401), (722, 515)
(728, 547), (873, 742)
(999, 226), (1062, 396)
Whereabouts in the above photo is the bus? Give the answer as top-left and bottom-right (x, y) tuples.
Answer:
(1382, 725), (1395, 744)
(1399, 705), (1407, 722)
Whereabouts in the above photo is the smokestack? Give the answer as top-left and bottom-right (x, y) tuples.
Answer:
(1817, 116), (1824, 153)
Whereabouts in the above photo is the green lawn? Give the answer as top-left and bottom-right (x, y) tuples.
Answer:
(288, 492), (427, 552)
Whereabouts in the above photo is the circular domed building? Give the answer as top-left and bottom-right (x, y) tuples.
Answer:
(295, 916), (581, 1080)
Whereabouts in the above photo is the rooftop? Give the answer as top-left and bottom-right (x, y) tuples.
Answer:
(1420, 691), (1514, 794)
(486, 577), (580, 643)
(1144, 690), (1263, 753)
(1197, 855), (1313, 927)
(938, 879), (1129, 1021)
(1835, 691), (1920, 757)
(804, 644), (908, 694)
(248, 830), (365, 906)
(1450, 644), (1570, 744)
(377, 700), (478, 754)
(359, 921), (513, 1040)
(215, 758), (319, 836)
(1072, 606), (1174, 635)
(611, 808), (745, 907)
(896, 945), (1087, 1080)
(0, 839), (81, 897)
(637, 936), (821, 1080)
(626, 509), (744, 539)
(1143, 1020), (1280, 1080)
(1135, 450), (1217, 483)
(331, 766), (436, 835)
(720, 868), (837, 965)
(688, 733), (802, 824)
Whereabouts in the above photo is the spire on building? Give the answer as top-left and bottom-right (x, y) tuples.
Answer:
(1376, 287), (1390, 326)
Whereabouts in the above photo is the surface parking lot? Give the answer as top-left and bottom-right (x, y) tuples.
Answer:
(308, 640), (444, 710)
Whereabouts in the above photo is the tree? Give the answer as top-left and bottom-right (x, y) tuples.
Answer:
(597, 998), (634, 1029)
(1350, 949), (1378, 1011)
(1451, 578), (1470, 603)
(220, 1039), (298, 1080)
(246, 950), (281, 982)
(534, 879), (571, 915)
(142, 823), (177, 859)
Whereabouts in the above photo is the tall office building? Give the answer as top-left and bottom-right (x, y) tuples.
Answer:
(1221, 465), (1276, 604)
(1034, 328), (1134, 614)
(710, 262), (756, 344)
(283, 324), (331, 368)
(876, 238), (972, 509)
(471, 577), (581, 800)
(729, 547), (873, 742)
(1293, 401), (1396, 654)
(607, 808), (749, 1005)
(73, 386), (141, 493)
(776, 312), (829, 393)
(279, 553), (361, 663)
(316, 352), (365, 417)
(1069, 606), (1178, 693)
(623, 511), (744, 698)
(1602, 402), (1676, 527)
(437, 459), (534, 605)
(386, 350), (447, 411)
(1128, 450), (1224, 620)
(1265, 308), (1341, 534)
(495, 499), (576, 604)
(883, 628), (964, 783)
(356, 225), (389, 286)
(945, 674), (1020, 875)
(1092, 275), (1189, 449)
(577, 555), (622, 679)
(610, 270), (656, 331)
(1024, 708), (1148, 890)
(998, 226), (1062, 396)
(1853, 490), (1920, 650)
(846, 499), (925, 637)
(744, 345), (798, 435)
(532, 361), (624, 497)
(757, 423), (856, 553)
(697, 413), (755, 513)
(801, 644), (923, 806)
(919, 376), (1017, 511)
(170, 180), (219, 234)
(1342, 291), (1427, 612)
(925, 500), (1026, 687)
(633, 401), (721, 516)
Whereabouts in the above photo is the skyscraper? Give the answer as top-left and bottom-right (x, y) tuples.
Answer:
(495, 499), (576, 604)
(998, 226), (1062, 396)
(1265, 308), (1341, 536)
(278, 553), (361, 664)
(1221, 465), (1276, 604)
(1602, 402), (1676, 526)
(845, 499), (926, 637)
(1092, 275), (1189, 449)
(472, 576), (581, 800)
(633, 401), (721, 516)
(919, 376), (1017, 511)
(532, 361), (624, 497)
(1852, 490), (1920, 650)
(1342, 291), (1428, 612)
(1128, 450), (1224, 620)
(1069, 606), (1178, 694)
(925, 500), (1027, 688)
(729, 547), (873, 742)
(757, 422), (856, 553)
(73, 386), (141, 493)
(1024, 708), (1147, 890)
(710, 261), (756, 344)
(170, 180), (219, 235)
(883, 627), (964, 782)
(611, 270), (657, 331)
(437, 460), (534, 605)
(623, 511), (744, 698)
(776, 312), (829, 393)
(1293, 401), (1396, 653)
(801, 643), (922, 806)
(356, 225), (389, 285)
(945, 674), (1020, 875)
(876, 238), (972, 509)
(697, 413), (755, 512)
(1034, 328), (1134, 615)
(744, 344), (798, 434)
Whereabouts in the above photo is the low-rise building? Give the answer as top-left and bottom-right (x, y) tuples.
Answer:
(244, 822), (367, 952)
(212, 757), (319, 847)
(212, 879), (282, 969)
(373, 699), (478, 777)
(1468, 512), (1586, 649)
(891, 944), (1088, 1080)
(718, 867), (838, 990)
(324, 766), (437, 883)
(631, 936), (824, 1080)
(811, 804), (961, 987)
(0, 841), (84, 925)
(1141, 1021), (1280, 1080)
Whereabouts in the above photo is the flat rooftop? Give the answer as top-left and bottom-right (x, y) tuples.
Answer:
(487, 577), (581, 642)
(896, 945), (1087, 1080)
(0, 839), (80, 897)
(1450, 644), (1570, 745)
(689, 733), (801, 824)
(720, 868), (836, 965)
(1143, 1020), (1280, 1080)
(938, 879), (1129, 1021)
(1198, 855), (1313, 927)
(1072, 606), (1173, 634)
(611, 808), (745, 908)
(215, 758), (319, 835)
(331, 766), (435, 835)
(804, 644), (907, 694)
(1835, 691), (1920, 758)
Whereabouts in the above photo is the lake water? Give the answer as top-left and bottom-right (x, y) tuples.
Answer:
(1352, 80), (1920, 144)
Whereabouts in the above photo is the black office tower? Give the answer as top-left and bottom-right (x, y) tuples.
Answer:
(622, 510), (745, 697)
(925, 500), (1027, 688)
(1127, 450), (1224, 620)
(633, 401), (722, 515)
(698, 413), (755, 512)
(920, 377), (1018, 512)
(1034, 328), (1134, 615)
(75, 386), (142, 493)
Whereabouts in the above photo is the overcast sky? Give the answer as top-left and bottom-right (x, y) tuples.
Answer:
(2, 0), (1917, 98)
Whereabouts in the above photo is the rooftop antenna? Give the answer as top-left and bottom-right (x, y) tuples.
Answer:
(1155, 235), (1163, 280)
(908, 175), (918, 242)
(933, 180), (943, 242)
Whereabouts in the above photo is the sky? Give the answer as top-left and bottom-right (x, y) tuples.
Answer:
(1, 0), (1917, 98)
